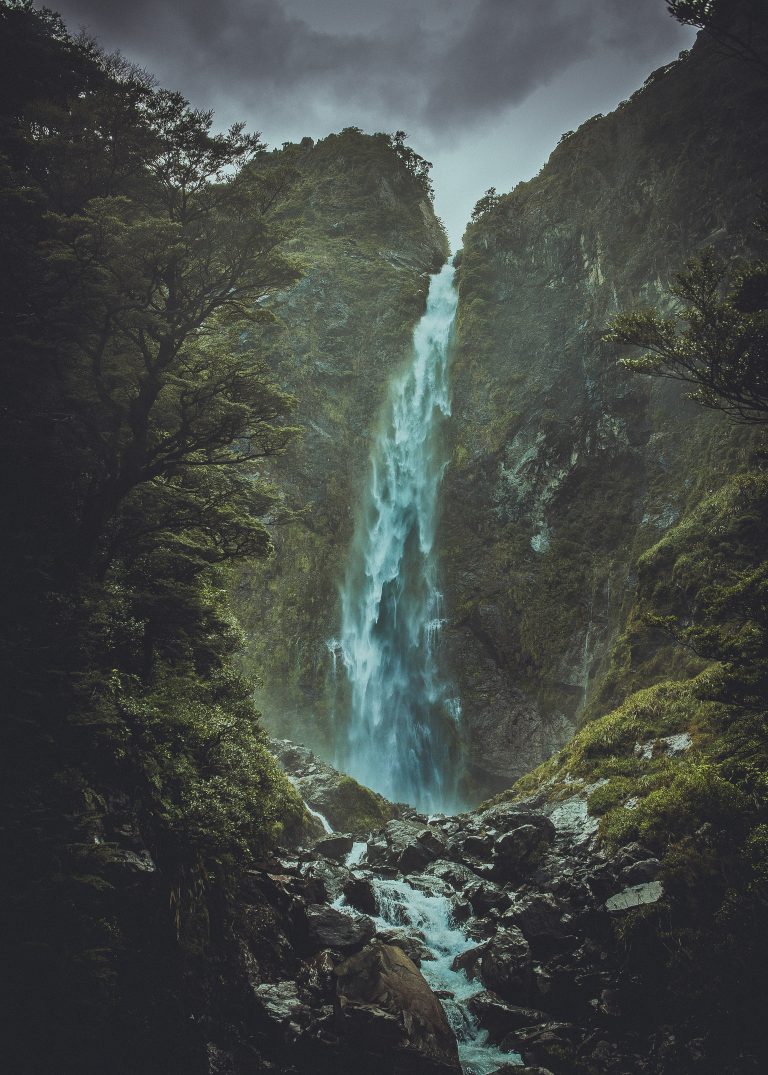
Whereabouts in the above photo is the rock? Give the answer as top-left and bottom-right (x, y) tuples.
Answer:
(334, 941), (462, 1073)
(206, 1043), (235, 1075)
(299, 859), (351, 902)
(467, 990), (551, 1044)
(463, 878), (508, 916)
(490, 1068), (554, 1075)
(381, 819), (446, 874)
(314, 834), (354, 862)
(303, 903), (375, 952)
(619, 857), (661, 885)
(252, 980), (308, 1029)
(613, 842), (656, 869)
(506, 1022), (583, 1068)
(423, 859), (482, 891)
(481, 927), (533, 1001)
(376, 926), (434, 967)
(343, 875), (378, 915)
(297, 948), (342, 1000)
(450, 944), (486, 979)
(477, 807), (556, 844)
(492, 825), (553, 880)
(451, 897), (472, 923)
(605, 881), (664, 913)
(501, 892), (567, 954)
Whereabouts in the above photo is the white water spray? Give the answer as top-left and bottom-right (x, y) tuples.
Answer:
(336, 264), (461, 811)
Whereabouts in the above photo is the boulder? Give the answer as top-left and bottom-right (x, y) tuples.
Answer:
(450, 944), (486, 980)
(343, 875), (378, 915)
(297, 948), (342, 1001)
(480, 926), (533, 1002)
(619, 857), (661, 886)
(424, 859), (482, 891)
(252, 979), (308, 1028)
(501, 893), (567, 954)
(334, 941), (461, 1073)
(314, 834), (355, 862)
(467, 991), (551, 1044)
(299, 859), (350, 902)
(376, 926), (434, 967)
(605, 881), (664, 913)
(382, 819), (446, 874)
(463, 878), (508, 916)
(491, 825), (553, 881)
(303, 903), (375, 953)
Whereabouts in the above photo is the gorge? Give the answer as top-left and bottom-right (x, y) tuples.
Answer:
(2, 1), (768, 1073)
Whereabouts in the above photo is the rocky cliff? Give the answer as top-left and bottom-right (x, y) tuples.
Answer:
(445, 27), (768, 798)
(233, 129), (448, 753)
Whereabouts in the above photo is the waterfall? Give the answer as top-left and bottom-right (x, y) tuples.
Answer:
(336, 263), (461, 812)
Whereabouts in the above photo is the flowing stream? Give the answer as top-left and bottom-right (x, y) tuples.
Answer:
(339, 846), (523, 1073)
(334, 263), (461, 812)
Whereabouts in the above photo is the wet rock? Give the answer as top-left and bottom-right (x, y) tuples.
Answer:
(463, 878), (508, 916)
(481, 926), (533, 1001)
(450, 897), (472, 923)
(303, 903), (375, 952)
(252, 979), (309, 1030)
(501, 893), (568, 954)
(381, 820), (446, 874)
(619, 858), (661, 886)
(491, 825), (553, 881)
(605, 881), (664, 913)
(506, 1022), (583, 1068)
(490, 1067), (554, 1075)
(206, 1043), (235, 1075)
(376, 926), (434, 967)
(450, 944), (486, 979)
(299, 859), (349, 902)
(334, 941), (462, 1073)
(343, 875), (378, 915)
(314, 834), (355, 862)
(297, 948), (342, 1001)
(424, 859), (482, 891)
(467, 990), (551, 1044)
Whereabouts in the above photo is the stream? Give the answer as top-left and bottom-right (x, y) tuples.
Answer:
(337, 843), (524, 1074)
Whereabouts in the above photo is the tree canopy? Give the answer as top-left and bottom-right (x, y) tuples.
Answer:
(0, 3), (309, 1068)
(606, 247), (768, 425)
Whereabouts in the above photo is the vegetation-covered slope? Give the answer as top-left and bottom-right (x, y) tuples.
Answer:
(233, 130), (448, 752)
(446, 19), (768, 799)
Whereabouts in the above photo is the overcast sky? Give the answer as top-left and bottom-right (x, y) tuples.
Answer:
(48, 0), (695, 249)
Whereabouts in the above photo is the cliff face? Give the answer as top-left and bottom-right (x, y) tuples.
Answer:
(234, 130), (448, 752)
(446, 30), (768, 799)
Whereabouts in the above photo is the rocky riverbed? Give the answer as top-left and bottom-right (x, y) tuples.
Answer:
(200, 743), (702, 1075)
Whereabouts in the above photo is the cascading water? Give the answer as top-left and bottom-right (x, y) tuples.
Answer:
(335, 849), (524, 1073)
(334, 262), (462, 812)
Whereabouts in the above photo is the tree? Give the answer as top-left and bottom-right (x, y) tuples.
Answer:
(470, 187), (501, 222)
(667, 0), (768, 77)
(606, 247), (768, 424)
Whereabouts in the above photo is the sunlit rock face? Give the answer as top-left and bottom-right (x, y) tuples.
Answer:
(445, 30), (768, 799)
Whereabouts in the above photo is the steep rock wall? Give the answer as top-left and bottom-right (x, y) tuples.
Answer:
(235, 130), (449, 752)
(446, 30), (768, 799)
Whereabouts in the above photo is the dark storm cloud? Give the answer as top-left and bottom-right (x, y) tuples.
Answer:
(51, 0), (690, 134)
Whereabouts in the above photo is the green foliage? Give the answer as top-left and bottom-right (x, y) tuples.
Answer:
(470, 187), (501, 222)
(0, 4), (315, 1069)
(607, 247), (768, 424)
